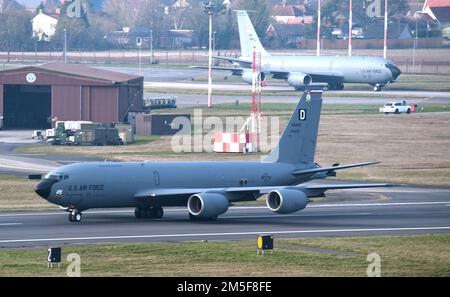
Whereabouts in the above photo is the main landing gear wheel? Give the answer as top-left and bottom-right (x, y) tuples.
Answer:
(134, 207), (143, 219)
(69, 210), (82, 223)
(135, 206), (164, 219)
(154, 207), (164, 219)
(327, 82), (344, 90)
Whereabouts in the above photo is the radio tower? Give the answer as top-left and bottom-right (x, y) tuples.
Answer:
(251, 46), (262, 152)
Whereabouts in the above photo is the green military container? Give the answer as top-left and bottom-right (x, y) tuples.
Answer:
(47, 121), (126, 146)
(92, 126), (122, 146)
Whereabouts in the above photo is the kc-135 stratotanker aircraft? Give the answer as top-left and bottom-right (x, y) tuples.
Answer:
(34, 88), (388, 223)
(201, 11), (401, 92)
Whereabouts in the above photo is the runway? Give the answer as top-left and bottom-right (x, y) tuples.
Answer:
(101, 65), (450, 107)
(1, 185), (449, 248)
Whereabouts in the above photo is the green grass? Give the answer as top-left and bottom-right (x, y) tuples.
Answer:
(0, 175), (26, 181)
(146, 87), (426, 98)
(0, 175), (57, 211)
(0, 234), (449, 276)
(198, 102), (450, 115)
(133, 135), (161, 145)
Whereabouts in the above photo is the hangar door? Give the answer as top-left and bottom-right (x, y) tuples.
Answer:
(3, 85), (51, 129)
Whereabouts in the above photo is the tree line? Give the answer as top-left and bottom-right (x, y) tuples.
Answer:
(0, 0), (431, 52)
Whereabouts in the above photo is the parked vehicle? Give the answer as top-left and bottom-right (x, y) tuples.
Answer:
(380, 101), (413, 114)
(46, 121), (131, 146)
(32, 130), (44, 140)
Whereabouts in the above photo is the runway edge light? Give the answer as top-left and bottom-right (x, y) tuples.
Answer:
(257, 235), (274, 256)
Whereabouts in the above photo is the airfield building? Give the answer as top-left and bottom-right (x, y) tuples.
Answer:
(0, 62), (143, 129)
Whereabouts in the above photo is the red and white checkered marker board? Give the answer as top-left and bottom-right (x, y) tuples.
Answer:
(213, 132), (251, 153)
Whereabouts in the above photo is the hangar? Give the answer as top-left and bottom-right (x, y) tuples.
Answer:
(0, 63), (143, 129)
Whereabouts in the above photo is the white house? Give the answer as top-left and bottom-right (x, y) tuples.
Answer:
(32, 10), (59, 42)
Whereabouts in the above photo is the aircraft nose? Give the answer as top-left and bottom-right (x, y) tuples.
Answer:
(388, 65), (402, 80)
(35, 179), (58, 199)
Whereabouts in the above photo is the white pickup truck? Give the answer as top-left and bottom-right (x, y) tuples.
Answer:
(380, 101), (412, 114)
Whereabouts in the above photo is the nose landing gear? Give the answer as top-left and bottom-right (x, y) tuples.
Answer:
(68, 209), (82, 223)
(373, 84), (384, 92)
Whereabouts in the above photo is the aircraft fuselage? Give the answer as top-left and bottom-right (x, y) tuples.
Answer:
(37, 161), (317, 211)
(242, 55), (399, 85)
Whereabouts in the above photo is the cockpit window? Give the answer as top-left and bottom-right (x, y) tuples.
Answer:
(44, 173), (69, 180)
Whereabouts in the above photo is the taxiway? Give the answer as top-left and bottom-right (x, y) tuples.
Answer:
(1, 185), (449, 248)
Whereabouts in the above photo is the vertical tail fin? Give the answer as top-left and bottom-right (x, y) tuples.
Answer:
(263, 88), (323, 164)
(236, 10), (270, 58)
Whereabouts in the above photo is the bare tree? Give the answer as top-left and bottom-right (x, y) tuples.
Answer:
(103, 0), (159, 28)
(0, 10), (33, 58)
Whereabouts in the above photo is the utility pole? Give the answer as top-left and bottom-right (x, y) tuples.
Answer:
(413, 12), (419, 73)
(150, 29), (153, 65)
(137, 37), (142, 76)
(348, 0), (352, 56)
(383, 0), (388, 59)
(316, 0), (321, 56)
(204, 2), (213, 108)
(64, 29), (67, 63)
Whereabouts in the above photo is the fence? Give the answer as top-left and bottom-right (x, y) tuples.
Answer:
(0, 50), (238, 66)
(1, 47), (449, 74)
(299, 37), (443, 50)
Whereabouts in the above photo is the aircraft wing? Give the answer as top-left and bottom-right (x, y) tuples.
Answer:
(133, 181), (390, 200)
(307, 71), (345, 83)
(195, 58), (345, 84)
(212, 55), (252, 67)
(270, 70), (344, 83)
(224, 183), (391, 195)
(189, 65), (244, 76)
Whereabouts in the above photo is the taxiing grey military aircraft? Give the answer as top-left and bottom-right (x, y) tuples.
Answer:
(206, 11), (401, 92)
(34, 87), (388, 223)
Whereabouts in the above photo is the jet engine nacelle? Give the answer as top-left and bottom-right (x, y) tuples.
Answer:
(266, 189), (309, 214)
(241, 70), (266, 85)
(287, 72), (312, 88)
(188, 192), (230, 219)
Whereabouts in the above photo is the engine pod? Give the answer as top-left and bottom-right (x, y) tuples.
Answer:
(267, 189), (309, 214)
(287, 72), (312, 87)
(188, 192), (230, 219)
(242, 69), (266, 85)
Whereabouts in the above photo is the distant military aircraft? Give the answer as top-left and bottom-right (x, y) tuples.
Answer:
(34, 88), (388, 223)
(201, 10), (401, 92)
